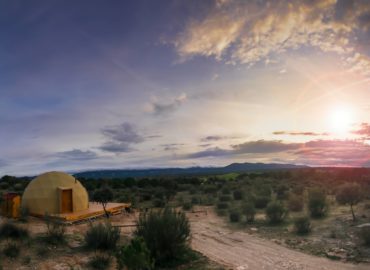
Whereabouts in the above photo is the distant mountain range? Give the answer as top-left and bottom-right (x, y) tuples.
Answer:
(74, 162), (308, 179)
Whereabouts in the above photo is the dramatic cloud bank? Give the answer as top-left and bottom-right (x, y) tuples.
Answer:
(173, 0), (370, 75)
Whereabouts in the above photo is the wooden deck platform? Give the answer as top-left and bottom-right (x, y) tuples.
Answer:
(34, 202), (131, 223)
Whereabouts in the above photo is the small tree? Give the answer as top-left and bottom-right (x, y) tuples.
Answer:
(336, 183), (362, 221)
(308, 188), (327, 218)
(265, 201), (287, 224)
(294, 216), (311, 235)
(243, 202), (256, 223)
(93, 187), (113, 218)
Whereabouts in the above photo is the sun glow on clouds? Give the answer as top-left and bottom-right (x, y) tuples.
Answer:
(328, 105), (355, 137)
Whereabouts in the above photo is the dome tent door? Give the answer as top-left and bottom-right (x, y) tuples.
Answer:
(58, 187), (73, 213)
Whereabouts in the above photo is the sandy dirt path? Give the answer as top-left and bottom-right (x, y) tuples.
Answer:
(189, 209), (368, 270)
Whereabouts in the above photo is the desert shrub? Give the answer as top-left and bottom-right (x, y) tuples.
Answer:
(229, 210), (241, 223)
(36, 246), (49, 257)
(0, 182), (9, 189)
(153, 198), (165, 208)
(203, 185), (218, 194)
(189, 187), (198, 195)
(292, 185), (304, 195)
(88, 254), (111, 270)
(233, 190), (244, 200)
(243, 202), (256, 223)
(275, 185), (289, 200)
(85, 222), (120, 252)
(360, 226), (370, 246)
(308, 188), (327, 218)
(182, 202), (192, 211)
(44, 215), (66, 245)
(294, 216), (311, 234)
(191, 196), (200, 204)
(265, 201), (287, 224)
(219, 195), (232, 202)
(3, 242), (20, 258)
(221, 187), (231, 195)
(0, 222), (29, 241)
(116, 237), (154, 270)
(13, 183), (23, 191)
(254, 195), (270, 209)
(217, 202), (229, 210)
(135, 207), (190, 266)
(21, 255), (31, 265)
(288, 194), (304, 212)
(203, 195), (215, 206)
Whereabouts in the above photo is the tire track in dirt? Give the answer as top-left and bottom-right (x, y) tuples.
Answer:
(189, 210), (368, 270)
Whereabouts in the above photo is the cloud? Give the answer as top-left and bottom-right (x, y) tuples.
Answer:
(102, 122), (144, 144)
(161, 143), (185, 151)
(188, 139), (301, 158)
(146, 93), (187, 116)
(294, 139), (370, 166)
(99, 122), (144, 153)
(172, 0), (370, 76)
(187, 147), (230, 158)
(273, 131), (329, 136)
(187, 139), (370, 167)
(352, 123), (370, 139)
(99, 142), (133, 153)
(201, 135), (241, 142)
(54, 149), (98, 161)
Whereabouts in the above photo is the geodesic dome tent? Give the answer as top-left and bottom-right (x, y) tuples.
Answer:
(22, 171), (89, 216)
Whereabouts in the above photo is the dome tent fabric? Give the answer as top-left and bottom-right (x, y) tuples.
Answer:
(22, 171), (89, 216)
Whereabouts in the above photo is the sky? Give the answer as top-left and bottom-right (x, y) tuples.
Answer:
(1, 0), (370, 176)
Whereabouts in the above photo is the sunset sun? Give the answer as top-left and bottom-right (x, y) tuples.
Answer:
(329, 106), (354, 135)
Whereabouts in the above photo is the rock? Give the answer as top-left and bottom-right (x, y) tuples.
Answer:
(250, 227), (258, 232)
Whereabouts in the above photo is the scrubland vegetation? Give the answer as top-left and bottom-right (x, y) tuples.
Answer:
(0, 167), (370, 268)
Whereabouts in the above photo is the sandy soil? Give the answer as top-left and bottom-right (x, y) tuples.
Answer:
(188, 207), (369, 270)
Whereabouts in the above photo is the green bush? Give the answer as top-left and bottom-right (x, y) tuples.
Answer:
(294, 216), (311, 234)
(308, 188), (327, 218)
(288, 194), (304, 212)
(135, 207), (190, 266)
(254, 196), (270, 209)
(3, 243), (20, 258)
(0, 182), (9, 189)
(243, 202), (256, 223)
(44, 215), (66, 245)
(13, 183), (24, 191)
(88, 254), (111, 270)
(191, 196), (201, 204)
(360, 226), (370, 246)
(153, 198), (165, 208)
(217, 202), (229, 210)
(229, 210), (241, 223)
(221, 187), (231, 195)
(182, 202), (192, 211)
(85, 222), (120, 252)
(116, 237), (154, 270)
(219, 195), (232, 202)
(0, 222), (29, 241)
(233, 190), (244, 200)
(265, 201), (287, 224)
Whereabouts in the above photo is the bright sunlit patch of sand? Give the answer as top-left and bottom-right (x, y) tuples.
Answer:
(329, 105), (354, 136)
